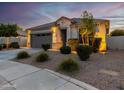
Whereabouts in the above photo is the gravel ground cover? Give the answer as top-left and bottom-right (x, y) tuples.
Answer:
(12, 50), (124, 90)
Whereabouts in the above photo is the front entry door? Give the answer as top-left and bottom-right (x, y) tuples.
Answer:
(61, 29), (67, 46)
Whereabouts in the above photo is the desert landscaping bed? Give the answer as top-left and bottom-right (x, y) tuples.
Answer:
(12, 50), (124, 90)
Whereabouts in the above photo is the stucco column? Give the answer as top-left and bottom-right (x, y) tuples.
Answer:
(27, 30), (31, 48)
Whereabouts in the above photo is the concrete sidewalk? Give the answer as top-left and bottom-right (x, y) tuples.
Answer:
(0, 48), (98, 90)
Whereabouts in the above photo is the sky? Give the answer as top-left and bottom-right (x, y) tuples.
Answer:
(0, 2), (124, 31)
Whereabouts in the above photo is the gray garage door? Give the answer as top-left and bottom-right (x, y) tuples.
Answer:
(31, 33), (52, 48)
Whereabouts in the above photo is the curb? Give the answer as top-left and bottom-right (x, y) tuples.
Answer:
(44, 69), (98, 90)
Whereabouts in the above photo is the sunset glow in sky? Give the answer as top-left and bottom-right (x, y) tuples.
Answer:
(0, 2), (124, 31)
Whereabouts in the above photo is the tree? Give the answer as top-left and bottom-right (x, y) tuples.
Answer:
(0, 24), (19, 37)
(0, 24), (6, 36)
(79, 10), (96, 46)
(0, 24), (21, 48)
(111, 29), (124, 36)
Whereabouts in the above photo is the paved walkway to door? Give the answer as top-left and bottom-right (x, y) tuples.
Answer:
(0, 48), (98, 90)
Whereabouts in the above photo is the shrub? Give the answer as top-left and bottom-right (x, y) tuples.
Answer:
(76, 45), (92, 61)
(10, 42), (19, 48)
(93, 38), (102, 53)
(60, 46), (71, 54)
(68, 39), (79, 51)
(42, 44), (50, 51)
(59, 58), (79, 72)
(2, 44), (6, 48)
(0, 44), (2, 50)
(16, 51), (30, 59)
(36, 52), (49, 62)
(111, 30), (124, 36)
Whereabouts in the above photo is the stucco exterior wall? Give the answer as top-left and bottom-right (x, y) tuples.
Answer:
(27, 30), (31, 48)
(52, 27), (62, 49)
(95, 21), (107, 52)
(57, 18), (71, 28)
(67, 27), (71, 40)
(107, 36), (124, 50)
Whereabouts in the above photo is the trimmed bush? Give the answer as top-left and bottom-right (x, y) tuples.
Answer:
(10, 42), (19, 48)
(36, 52), (49, 62)
(42, 44), (50, 51)
(111, 30), (124, 36)
(93, 38), (102, 53)
(68, 39), (79, 51)
(60, 46), (71, 54)
(76, 45), (92, 61)
(59, 58), (79, 72)
(16, 51), (30, 59)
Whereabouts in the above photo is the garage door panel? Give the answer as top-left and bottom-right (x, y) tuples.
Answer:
(31, 33), (52, 48)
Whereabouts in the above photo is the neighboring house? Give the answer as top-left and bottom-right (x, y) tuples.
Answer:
(0, 30), (27, 47)
(6, 30), (27, 47)
(26, 16), (110, 52)
(16, 30), (27, 47)
(17, 30), (26, 37)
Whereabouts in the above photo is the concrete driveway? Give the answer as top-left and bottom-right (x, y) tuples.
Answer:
(0, 48), (97, 90)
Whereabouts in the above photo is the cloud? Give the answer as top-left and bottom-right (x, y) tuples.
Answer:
(1, 2), (124, 31)
(104, 3), (124, 13)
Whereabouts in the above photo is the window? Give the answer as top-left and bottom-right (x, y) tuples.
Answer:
(35, 33), (51, 37)
(36, 34), (41, 36)
(106, 28), (109, 34)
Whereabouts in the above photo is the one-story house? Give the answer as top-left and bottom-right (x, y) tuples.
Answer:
(26, 16), (109, 51)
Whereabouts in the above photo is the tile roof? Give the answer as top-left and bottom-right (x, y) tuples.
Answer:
(26, 17), (109, 31)
(26, 22), (55, 31)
